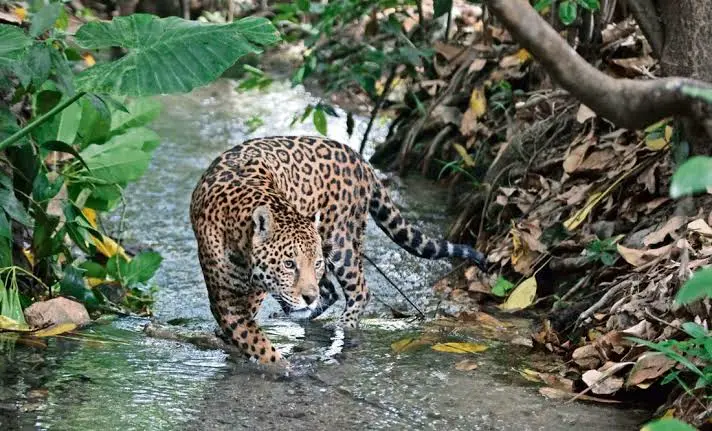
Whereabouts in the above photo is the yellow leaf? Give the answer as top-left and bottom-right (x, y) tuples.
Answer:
(391, 337), (425, 353)
(22, 248), (35, 267)
(453, 143), (475, 167)
(86, 277), (105, 287)
(83, 53), (96, 67)
(431, 342), (488, 353)
(564, 171), (628, 231)
(645, 125), (673, 151)
(519, 368), (542, 382)
(81, 208), (130, 260)
(515, 48), (531, 63)
(0, 315), (30, 331)
(31, 322), (77, 337)
(14, 7), (27, 21)
(500, 276), (537, 311)
(469, 88), (487, 118)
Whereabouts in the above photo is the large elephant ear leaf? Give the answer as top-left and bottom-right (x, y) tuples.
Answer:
(74, 14), (281, 96)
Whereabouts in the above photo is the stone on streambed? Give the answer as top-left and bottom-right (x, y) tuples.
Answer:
(24, 297), (91, 328)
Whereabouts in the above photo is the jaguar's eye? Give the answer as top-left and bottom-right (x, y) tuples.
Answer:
(283, 260), (296, 270)
(315, 259), (324, 268)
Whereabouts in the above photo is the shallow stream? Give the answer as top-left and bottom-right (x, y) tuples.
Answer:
(0, 80), (648, 430)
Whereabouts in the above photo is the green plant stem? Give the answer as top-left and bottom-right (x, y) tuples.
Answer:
(359, 67), (397, 155)
(0, 91), (86, 150)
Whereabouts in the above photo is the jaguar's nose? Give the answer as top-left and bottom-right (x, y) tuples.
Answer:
(302, 293), (318, 306)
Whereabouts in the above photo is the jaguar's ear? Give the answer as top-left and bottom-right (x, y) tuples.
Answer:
(311, 211), (321, 230)
(252, 205), (273, 243)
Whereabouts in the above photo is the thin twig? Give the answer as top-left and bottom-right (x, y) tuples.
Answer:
(363, 253), (426, 319)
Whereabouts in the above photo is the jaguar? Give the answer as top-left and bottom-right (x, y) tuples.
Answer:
(190, 136), (487, 365)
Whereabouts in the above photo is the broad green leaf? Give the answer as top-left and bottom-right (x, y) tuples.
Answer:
(577, 0), (600, 10)
(110, 97), (162, 136)
(32, 172), (64, 202)
(669, 156), (712, 198)
(0, 280), (27, 326)
(434, 0), (453, 18)
(0, 108), (22, 149)
(56, 99), (82, 144)
(0, 24), (33, 66)
(296, 0), (310, 12)
(26, 43), (52, 88)
(640, 418), (697, 431)
(49, 48), (75, 95)
(675, 267), (712, 305)
(59, 265), (100, 307)
(313, 108), (327, 135)
(558, 0), (577, 25)
(77, 94), (112, 146)
(129, 251), (163, 283)
(0, 187), (32, 226)
(30, 2), (63, 37)
(79, 260), (107, 279)
(0, 210), (9, 240)
(79, 127), (159, 184)
(74, 15), (280, 96)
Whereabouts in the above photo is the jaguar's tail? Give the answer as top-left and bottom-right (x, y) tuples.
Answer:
(368, 176), (488, 272)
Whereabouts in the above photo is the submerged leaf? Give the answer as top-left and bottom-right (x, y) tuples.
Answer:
(431, 342), (488, 353)
(31, 322), (77, 337)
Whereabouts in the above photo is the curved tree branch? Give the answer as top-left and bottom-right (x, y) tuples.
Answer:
(483, 0), (712, 133)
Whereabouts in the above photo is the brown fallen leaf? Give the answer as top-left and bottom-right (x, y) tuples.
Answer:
(582, 369), (624, 395)
(455, 359), (479, 371)
(688, 218), (712, 236)
(626, 353), (676, 387)
(576, 104), (596, 123)
(643, 216), (685, 246)
(563, 139), (594, 173)
(617, 244), (673, 267)
(538, 387), (622, 404)
(572, 344), (602, 369)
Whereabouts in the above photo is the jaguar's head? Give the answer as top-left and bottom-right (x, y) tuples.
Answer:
(249, 205), (324, 314)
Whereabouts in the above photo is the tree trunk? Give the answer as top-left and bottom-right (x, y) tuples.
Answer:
(630, 0), (712, 155)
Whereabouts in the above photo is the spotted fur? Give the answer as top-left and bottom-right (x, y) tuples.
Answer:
(190, 136), (487, 364)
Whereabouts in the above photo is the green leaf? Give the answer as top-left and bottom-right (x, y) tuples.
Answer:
(129, 251), (163, 283)
(675, 267), (712, 305)
(79, 260), (107, 279)
(492, 277), (514, 297)
(558, 1), (577, 25)
(680, 321), (708, 339)
(681, 85), (712, 105)
(74, 15), (280, 96)
(0, 209), (10, 240)
(32, 172), (64, 202)
(296, 0), (310, 12)
(641, 418), (697, 431)
(55, 99), (82, 144)
(30, 3), (63, 37)
(0, 187), (32, 226)
(59, 265), (100, 307)
(434, 0), (453, 18)
(534, 0), (552, 12)
(110, 97), (162, 136)
(0, 24), (33, 66)
(577, 0), (600, 10)
(313, 108), (327, 135)
(0, 108), (22, 149)
(669, 156), (712, 198)
(49, 48), (75, 95)
(26, 43), (52, 88)
(79, 128), (159, 184)
(42, 140), (90, 171)
(76, 94), (112, 146)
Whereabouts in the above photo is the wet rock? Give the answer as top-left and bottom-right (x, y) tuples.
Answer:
(24, 297), (91, 328)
